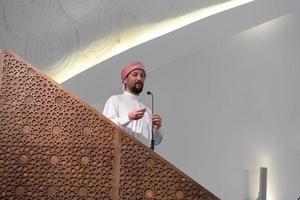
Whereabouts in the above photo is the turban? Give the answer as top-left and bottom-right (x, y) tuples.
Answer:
(121, 61), (146, 83)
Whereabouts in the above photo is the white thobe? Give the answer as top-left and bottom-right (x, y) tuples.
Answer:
(102, 91), (162, 146)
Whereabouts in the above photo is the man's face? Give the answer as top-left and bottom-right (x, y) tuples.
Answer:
(124, 69), (146, 95)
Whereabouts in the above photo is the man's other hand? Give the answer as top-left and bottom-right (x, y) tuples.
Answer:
(152, 114), (162, 129)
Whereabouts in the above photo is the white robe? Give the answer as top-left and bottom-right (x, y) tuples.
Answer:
(102, 91), (162, 146)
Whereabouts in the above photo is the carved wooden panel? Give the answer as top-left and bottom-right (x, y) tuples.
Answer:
(0, 49), (220, 200)
(120, 135), (218, 200)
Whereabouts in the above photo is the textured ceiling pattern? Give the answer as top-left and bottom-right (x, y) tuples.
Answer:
(0, 0), (233, 83)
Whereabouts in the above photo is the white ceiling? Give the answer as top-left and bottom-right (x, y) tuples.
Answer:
(1, 0), (300, 103)
(62, 0), (300, 105)
(0, 0), (247, 82)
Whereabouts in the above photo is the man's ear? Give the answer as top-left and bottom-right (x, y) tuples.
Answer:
(123, 78), (127, 85)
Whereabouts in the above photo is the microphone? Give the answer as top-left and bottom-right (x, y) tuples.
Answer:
(147, 91), (155, 150)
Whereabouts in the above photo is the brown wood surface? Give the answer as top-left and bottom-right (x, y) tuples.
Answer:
(0, 50), (4, 93)
(0, 49), (221, 200)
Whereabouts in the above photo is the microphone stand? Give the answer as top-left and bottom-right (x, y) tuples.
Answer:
(147, 91), (155, 150)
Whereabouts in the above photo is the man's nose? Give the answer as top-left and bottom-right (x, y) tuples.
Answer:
(136, 75), (143, 80)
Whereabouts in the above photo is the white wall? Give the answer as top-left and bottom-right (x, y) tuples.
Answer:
(63, 7), (300, 200)
(144, 13), (300, 200)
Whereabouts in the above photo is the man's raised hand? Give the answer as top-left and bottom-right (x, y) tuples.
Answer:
(128, 108), (146, 120)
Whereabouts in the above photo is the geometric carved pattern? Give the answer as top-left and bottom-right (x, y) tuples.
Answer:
(120, 135), (219, 200)
(0, 49), (220, 200)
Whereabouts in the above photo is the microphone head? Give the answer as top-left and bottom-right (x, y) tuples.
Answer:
(147, 91), (151, 95)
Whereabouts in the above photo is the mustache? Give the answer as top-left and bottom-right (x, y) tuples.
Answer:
(135, 81), (143, 85)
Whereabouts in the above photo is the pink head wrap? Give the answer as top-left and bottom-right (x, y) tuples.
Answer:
(121, 61), (146, 83)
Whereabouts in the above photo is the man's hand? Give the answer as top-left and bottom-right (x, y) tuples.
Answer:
(128, 108), (146, 120)
(152, 114), (162, 129)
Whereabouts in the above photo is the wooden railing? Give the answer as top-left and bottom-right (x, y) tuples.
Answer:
(0, 49), (220, 200)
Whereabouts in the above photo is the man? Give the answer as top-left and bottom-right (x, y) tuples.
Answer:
(102, 61), (163, 147)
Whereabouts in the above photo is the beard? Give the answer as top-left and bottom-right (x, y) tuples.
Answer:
(130, 82), (143, 95)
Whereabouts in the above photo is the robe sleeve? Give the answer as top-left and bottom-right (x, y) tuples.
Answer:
(153, 128), (163, 145)
(102, 96), (131, 126)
